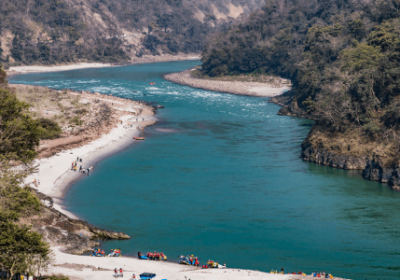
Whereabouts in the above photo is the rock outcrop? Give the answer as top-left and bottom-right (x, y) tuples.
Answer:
(270, 93), (400, 191)
(362, 158), (400, 190)
(30, 190), (130, 255)
(269, 90), (309, 118)
(301, 139), (400, 190)
(301, 140), (368, 170)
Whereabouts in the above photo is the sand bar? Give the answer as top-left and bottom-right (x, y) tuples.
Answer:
(8, 63), (113, 74)
(164, 70), (291, 97)
(8, 54), (200, 74)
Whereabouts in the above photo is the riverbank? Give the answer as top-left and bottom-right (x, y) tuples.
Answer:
(46, 247), (347, 280)
(19, 86), (157, 219)
(7, 54), (200, 74)
(10, 65), (353, 280)
(164, 69), (291, 97)
(269, 91), (400, 190)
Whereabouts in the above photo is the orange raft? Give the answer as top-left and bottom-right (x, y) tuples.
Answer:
(133, 137), (145, 140)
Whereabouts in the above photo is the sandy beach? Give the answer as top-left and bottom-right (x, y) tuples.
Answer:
(46, 247), (348, 280)
(23, 91), (157, 219)
(164, 70), (291, 97)
(7, 54), (200, 74)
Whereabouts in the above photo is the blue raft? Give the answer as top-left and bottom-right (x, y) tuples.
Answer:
(139, 272), (156, 279)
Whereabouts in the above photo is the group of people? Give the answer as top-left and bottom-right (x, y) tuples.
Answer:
(109, 248), (122, 257)
(179, 255), (200, 266)
(143, 251), (166, 260)
(33, 179), (40, 186)
(91, 248), (105, 257)
(90, 248), (121, 257)
(311, 272), (334, 278)
(204, 259), (225, 268)
(71, 157), (93, 174)
(270, 268), (334, 278)
(178, 255), (226, 269)
(113, 268), (123, 278)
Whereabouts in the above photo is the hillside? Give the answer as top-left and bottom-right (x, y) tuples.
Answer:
(201, 0), (400, 188)
(0, 0), (263, 67)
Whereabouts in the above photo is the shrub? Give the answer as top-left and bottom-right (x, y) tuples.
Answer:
(69, 116), (83, 126)
(37, 118), (62, 139)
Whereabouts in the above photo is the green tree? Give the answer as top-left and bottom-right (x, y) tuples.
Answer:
(342, 43), (383, 104)
(0, 65), (7, 86)
(0, 88), (42, 164)
(157, 14), (172, 33)
(0, 219), (50, 280)
(348, 19), (366, 41)
(37, 118), (62, 139)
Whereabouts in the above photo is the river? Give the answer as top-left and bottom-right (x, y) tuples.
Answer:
(10, 60), (400, 280)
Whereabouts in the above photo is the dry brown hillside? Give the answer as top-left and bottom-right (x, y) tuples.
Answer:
(0, 0), (263, 67)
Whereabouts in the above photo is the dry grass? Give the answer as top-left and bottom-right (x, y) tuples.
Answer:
(10, 83), (155, 159)
(308, 125), (400, 167)
(12, 84), (86, 128)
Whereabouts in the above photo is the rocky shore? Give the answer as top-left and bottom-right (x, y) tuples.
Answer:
(301, 140), (400, 190)
(270, 92), (400, 190)
(165, 70), (291, 97)
(28, 190), (130, 255)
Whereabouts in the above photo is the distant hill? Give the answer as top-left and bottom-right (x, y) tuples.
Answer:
(0, 0), (263, 66)
(201, 0), (400, 187)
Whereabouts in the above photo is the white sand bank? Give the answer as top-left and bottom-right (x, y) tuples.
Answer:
(8, 63), (113, 74)
(7, 54), (201, 74)
(248, 86), (291, 97)
(164, 70), (291, 98)
(48, 248), (292, 280)
(25, 113), (156, 219)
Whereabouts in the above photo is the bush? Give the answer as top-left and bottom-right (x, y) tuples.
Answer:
(69, 116), (83, 126)
(44, 275), (70, 280)
(37, 118), (62, 139)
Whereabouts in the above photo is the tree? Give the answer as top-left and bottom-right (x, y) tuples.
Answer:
(157, 14), (172, 33)
(0, 65), (6, 86)
(0, 88), (42, 164)
(342, 43), (383, 104)
(0, 219), (50, 280)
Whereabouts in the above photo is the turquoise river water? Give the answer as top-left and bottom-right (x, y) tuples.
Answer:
(10, 61), (400, 280)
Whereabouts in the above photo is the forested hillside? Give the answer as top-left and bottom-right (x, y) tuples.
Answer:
(0, 0), (263, 66)
(202, 0), (400, 187)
